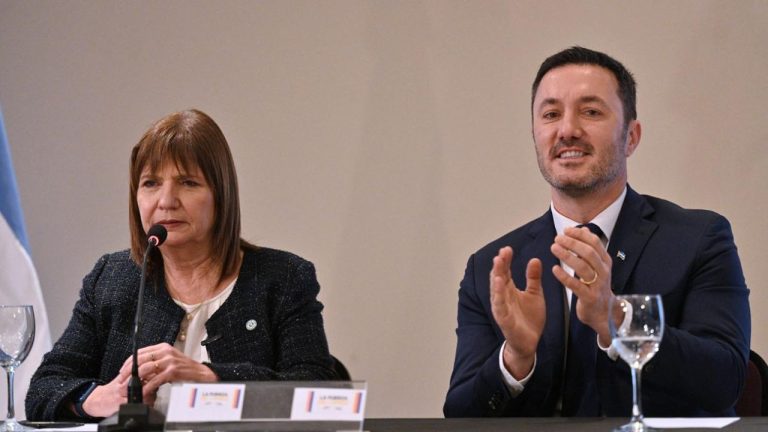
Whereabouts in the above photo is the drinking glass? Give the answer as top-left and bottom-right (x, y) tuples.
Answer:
(609, 295), (664, 432)
(0, 306), (35, 432)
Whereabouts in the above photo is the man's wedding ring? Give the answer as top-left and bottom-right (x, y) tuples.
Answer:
(580, 270), (598, 285)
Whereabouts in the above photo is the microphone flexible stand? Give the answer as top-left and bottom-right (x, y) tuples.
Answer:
(99, 233), (166, 432)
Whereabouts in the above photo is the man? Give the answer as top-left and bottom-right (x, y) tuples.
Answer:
(444, 46), (750, 417)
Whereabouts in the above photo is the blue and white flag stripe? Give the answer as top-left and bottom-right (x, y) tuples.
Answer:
(0, 112), (28, 250)
(0, 106), (52, 420)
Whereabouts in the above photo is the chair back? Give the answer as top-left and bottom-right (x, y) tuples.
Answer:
(332, 355), (352, 381)
(735, 350), (768, 416)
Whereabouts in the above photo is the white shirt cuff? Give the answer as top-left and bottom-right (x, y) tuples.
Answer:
(597, 301), (634, 361)
(498, 340), (536, 396)
(597, 333), (619, 360)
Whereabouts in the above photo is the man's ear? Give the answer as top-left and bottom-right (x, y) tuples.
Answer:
(625, 120), (641, 157)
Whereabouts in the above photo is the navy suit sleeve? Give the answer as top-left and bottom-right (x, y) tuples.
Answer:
(641, 214), (750, 413)
(444, 253), (554, 417)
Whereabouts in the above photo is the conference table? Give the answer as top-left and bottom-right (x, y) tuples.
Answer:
(167, 417), (768, 432)
(65, 417), (768, 432)
(362, 417), (768, 431)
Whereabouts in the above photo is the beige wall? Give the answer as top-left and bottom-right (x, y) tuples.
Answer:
(1, 0), (766, 418)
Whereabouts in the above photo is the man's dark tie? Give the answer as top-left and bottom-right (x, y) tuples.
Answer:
(561, 223), (604, 416)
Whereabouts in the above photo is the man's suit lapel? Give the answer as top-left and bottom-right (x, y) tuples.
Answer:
(522, 211), (564, 327)
(608, 186), (658, 295)
(521, 212), (567, 380)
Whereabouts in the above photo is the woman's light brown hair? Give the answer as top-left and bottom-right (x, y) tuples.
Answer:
(128, 109), (253, 280)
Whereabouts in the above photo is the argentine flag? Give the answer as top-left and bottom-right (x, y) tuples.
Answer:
(0, 107), (52, 420)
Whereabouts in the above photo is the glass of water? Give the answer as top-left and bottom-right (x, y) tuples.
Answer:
(610, 295), (664, 432)
(0, 305), (35, 432)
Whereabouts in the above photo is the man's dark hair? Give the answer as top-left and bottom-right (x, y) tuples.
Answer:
(531, 46), (637, 126)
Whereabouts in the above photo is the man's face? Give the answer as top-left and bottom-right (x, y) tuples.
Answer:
(532, 64), (638, 196)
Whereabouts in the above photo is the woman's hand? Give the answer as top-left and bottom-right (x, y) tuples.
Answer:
(118, 343), (219, 402)
(78, 373), (128, 418)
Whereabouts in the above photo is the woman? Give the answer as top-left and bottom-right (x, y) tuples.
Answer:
(26, 109), (336, 421)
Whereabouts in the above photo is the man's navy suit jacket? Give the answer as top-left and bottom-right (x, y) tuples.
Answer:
(444, 186), (751, 417)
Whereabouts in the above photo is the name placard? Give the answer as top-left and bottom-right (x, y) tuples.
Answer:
(290, 387), (366, 421)
(166, 383), (245, 422)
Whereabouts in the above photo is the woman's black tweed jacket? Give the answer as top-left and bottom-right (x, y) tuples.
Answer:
(25, 246), (336, 420)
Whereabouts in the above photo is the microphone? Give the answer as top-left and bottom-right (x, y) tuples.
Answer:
(99, 225), (167, 432)
(128, 225), (167, 403)
(146, 224), (167, 248)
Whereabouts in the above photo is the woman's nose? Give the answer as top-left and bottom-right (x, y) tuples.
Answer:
(157, 183), (179, 209)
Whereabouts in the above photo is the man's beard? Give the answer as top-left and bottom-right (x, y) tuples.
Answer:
(536, 135), (626, 197)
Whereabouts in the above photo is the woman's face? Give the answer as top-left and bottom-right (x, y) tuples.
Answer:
(136, 161), (215, 253)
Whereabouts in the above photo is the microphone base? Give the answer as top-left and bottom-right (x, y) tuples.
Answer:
(98, 403), (165, 432)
